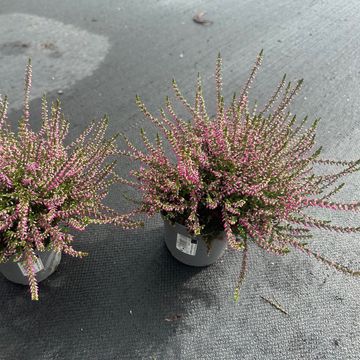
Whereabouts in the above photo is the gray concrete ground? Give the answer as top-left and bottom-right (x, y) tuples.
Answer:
(0, 0), (360, 359)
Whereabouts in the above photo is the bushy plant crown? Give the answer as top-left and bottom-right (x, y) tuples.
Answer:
(121, 52), (360, 299)
(0, 61), (137, 300)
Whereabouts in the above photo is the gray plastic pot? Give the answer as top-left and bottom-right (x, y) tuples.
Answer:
(163, 219), (227, 266)
(0, 250), (61, 285)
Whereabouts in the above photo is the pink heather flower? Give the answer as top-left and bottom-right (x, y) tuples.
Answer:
(21, 178), (32, 186)
(121, 51), (360, 300)
(177, 159), (200, 184)
(26, 162), (39, 172)
(0, 173), (13, 188)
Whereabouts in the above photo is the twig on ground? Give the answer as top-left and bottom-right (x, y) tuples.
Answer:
(260, 295), (288, 315)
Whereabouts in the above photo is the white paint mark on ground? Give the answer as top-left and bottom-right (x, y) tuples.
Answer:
(0, 13), (110, 110)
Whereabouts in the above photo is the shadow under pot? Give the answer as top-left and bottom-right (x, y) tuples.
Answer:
(0, 250), (61, 285)
(163, 219), (227, 267)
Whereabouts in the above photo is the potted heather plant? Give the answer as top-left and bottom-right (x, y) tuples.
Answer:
(120, 51), (360, 299)
(0, 61), (136, 300)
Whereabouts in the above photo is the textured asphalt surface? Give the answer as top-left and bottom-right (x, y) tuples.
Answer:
(1, 1), (360, 359)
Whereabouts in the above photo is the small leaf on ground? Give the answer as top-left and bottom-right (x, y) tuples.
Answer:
(192, 12), (213, 25)
(165, 314), (182, 322)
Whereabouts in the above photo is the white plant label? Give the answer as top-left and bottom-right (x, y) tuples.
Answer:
(18, 256), (44, 276)
(176, 233), (198, 256)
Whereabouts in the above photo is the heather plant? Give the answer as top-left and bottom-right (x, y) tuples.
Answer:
(0, 61), (137, 300)
(120, 51), (360, 300)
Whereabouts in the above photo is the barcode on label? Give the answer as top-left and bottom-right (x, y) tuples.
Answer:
(176, 233), (197, 256)
(18, 256), (44, 276)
